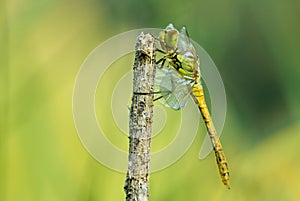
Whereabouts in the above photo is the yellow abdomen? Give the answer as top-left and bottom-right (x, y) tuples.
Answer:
(191, 82), (230, 189)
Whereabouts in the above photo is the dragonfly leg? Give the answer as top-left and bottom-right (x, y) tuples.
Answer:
(134, 91), (161, 95)
(153, 95), (164, 102)
(170, 54), (183, 71)
(156, 57), (164, 64)
(134, 91), (170, 104)
(156, 48), (166, 54)
(160, 58), (166, 69)
(156, 57), (167, 69)
(134, 91), (162, 96)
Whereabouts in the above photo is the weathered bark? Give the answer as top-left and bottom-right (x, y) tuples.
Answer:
(124, 33), (156, 201)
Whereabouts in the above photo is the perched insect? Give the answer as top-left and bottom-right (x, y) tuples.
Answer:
(155, 24), (230, 189)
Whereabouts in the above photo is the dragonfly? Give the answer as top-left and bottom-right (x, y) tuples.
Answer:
(154, 24), (230, 189)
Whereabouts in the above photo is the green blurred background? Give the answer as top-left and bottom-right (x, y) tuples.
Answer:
(1, 0), (300, 200)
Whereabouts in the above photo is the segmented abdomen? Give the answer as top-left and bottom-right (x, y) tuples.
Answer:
(191, 82), (230, 189)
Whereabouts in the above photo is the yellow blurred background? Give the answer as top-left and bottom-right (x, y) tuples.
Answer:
(1, 0), (300, 200)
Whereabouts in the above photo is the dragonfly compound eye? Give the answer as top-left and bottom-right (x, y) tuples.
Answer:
(159, 29), (179, 51)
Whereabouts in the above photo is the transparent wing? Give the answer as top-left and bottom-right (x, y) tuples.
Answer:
(154, 67), (192, 110)
(177, 27), (200, 75)
(177, 26), (191, 52)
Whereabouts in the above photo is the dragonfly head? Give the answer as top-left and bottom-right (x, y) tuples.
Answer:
(159, 24), (179, 51)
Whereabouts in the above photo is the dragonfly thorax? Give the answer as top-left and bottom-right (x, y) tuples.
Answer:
(176, 51), (200, 81)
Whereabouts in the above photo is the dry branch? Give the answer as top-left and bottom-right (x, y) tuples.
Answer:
(124, 33), (156, 201)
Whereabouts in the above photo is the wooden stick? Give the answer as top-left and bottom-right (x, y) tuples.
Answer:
(124, 33), (156, 201)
